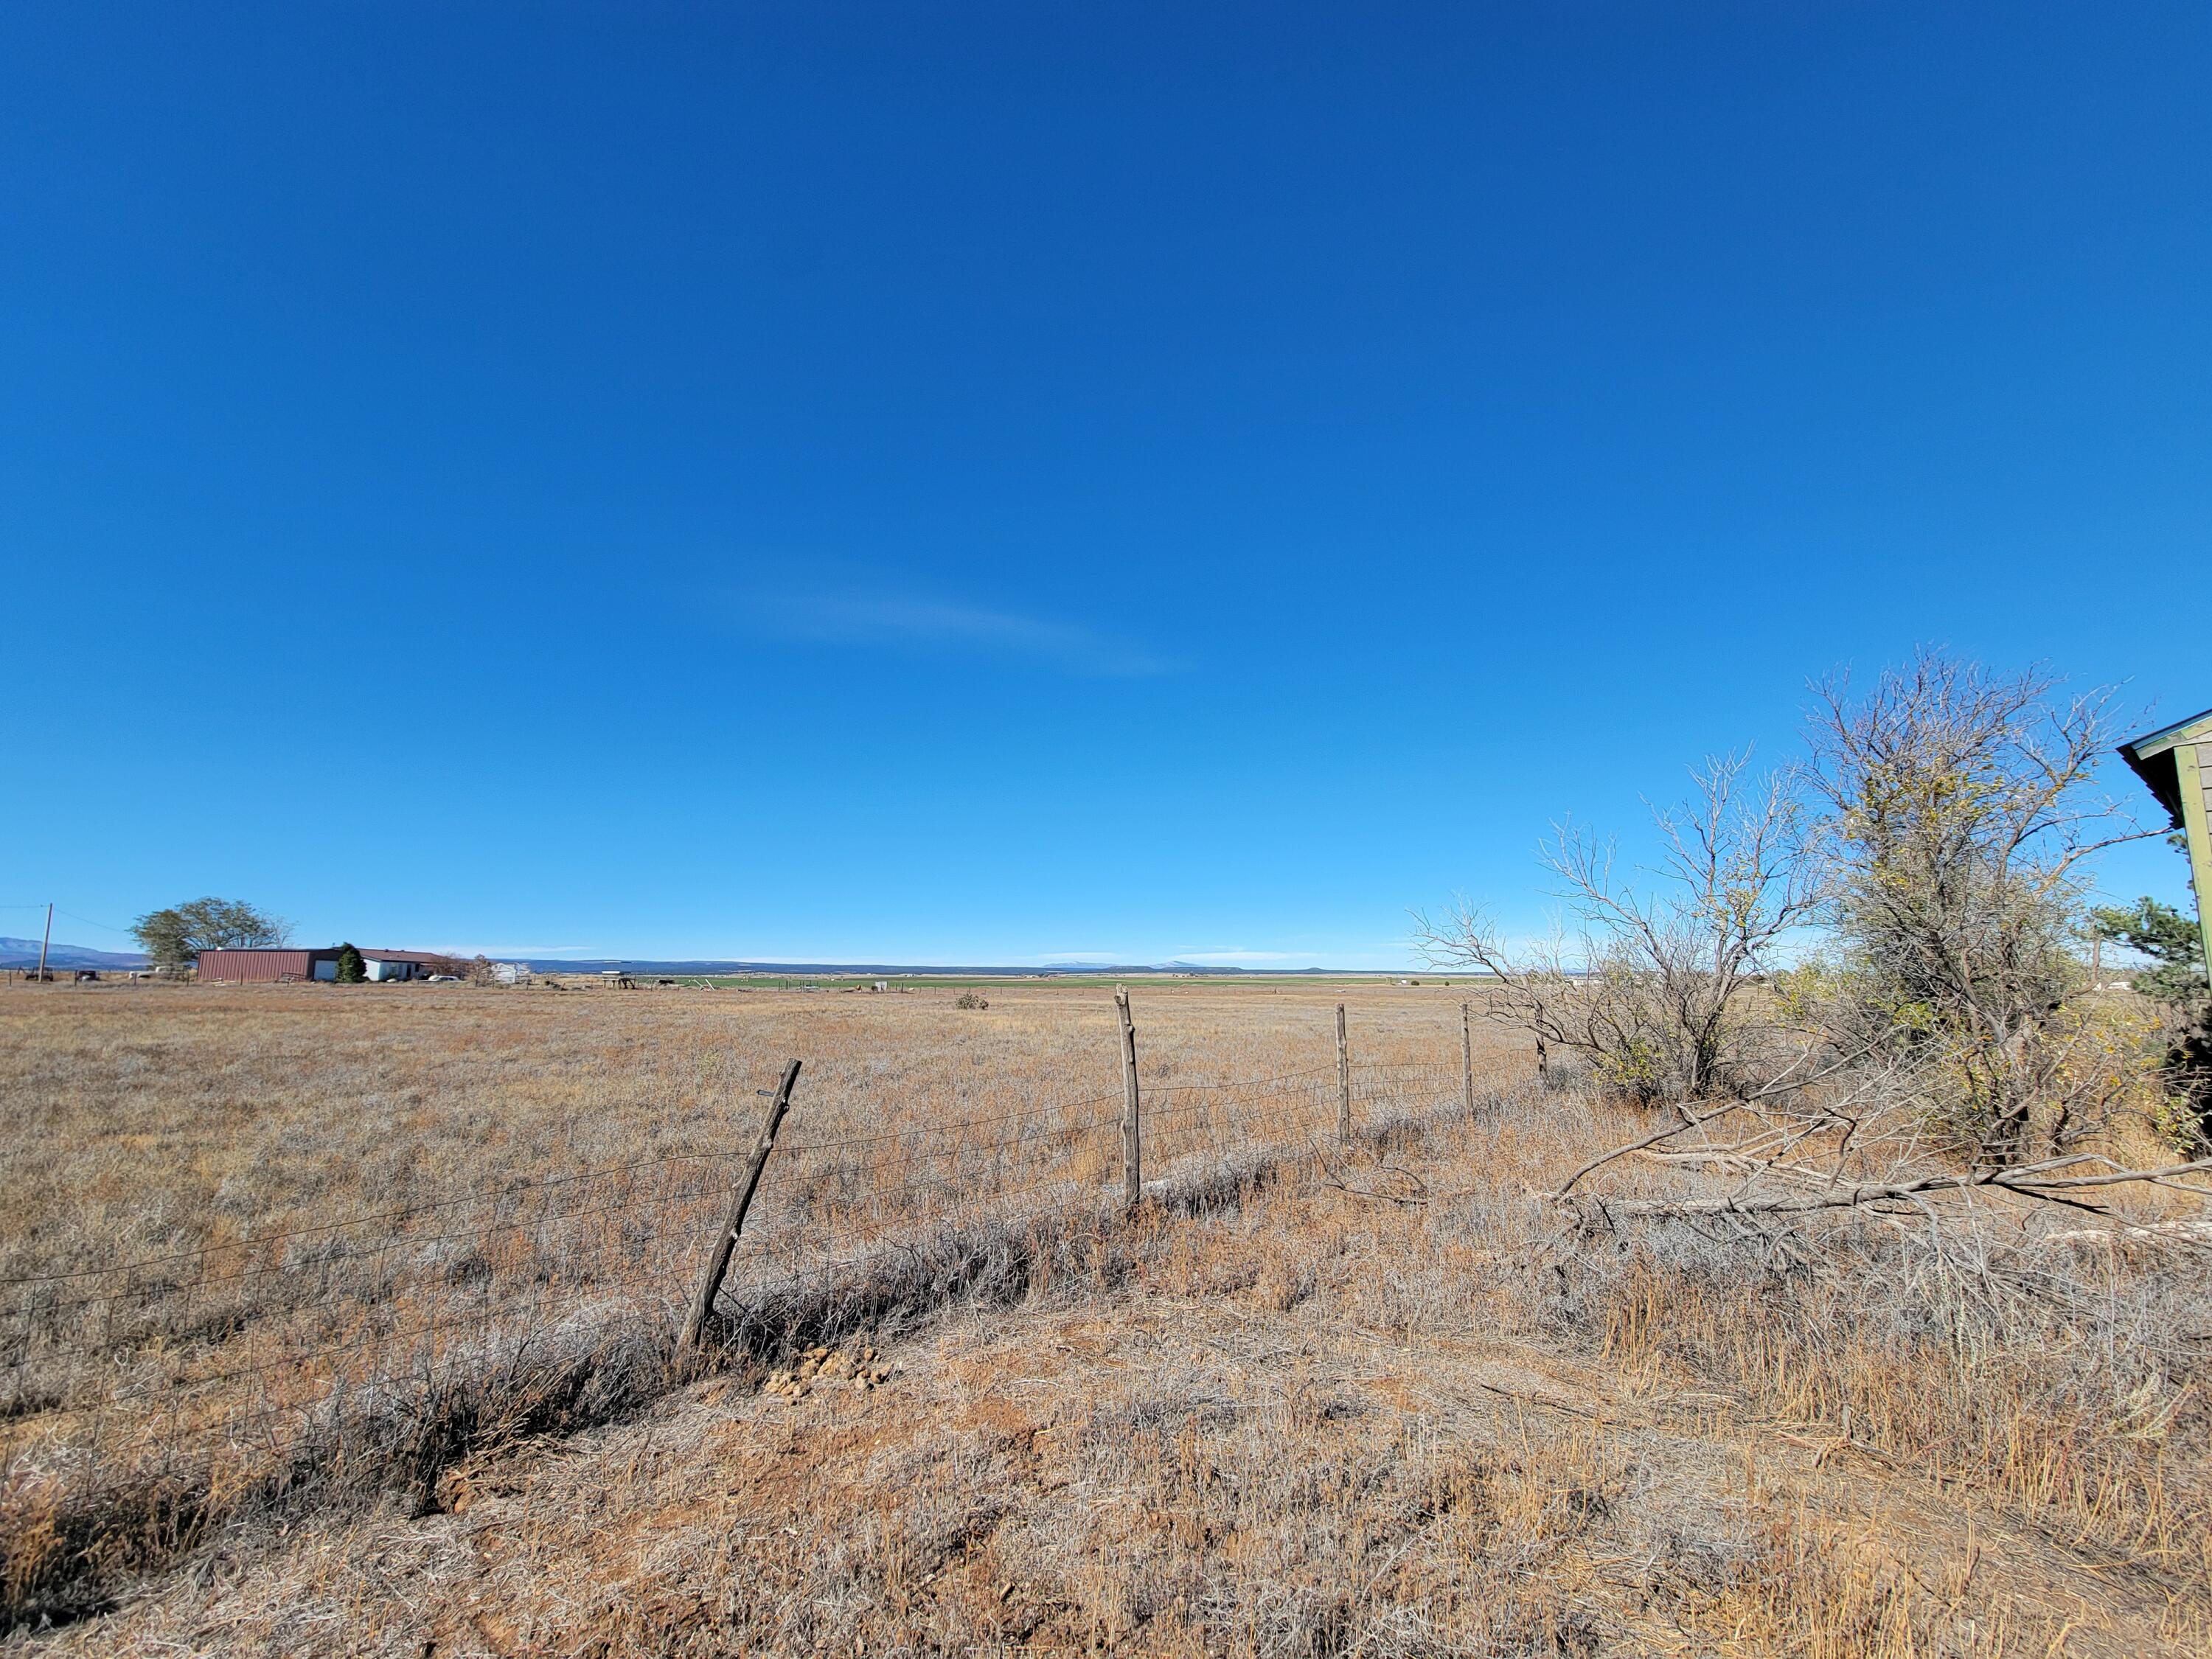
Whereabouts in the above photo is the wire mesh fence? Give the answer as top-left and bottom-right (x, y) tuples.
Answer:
(0, 1012), (1530, 1526)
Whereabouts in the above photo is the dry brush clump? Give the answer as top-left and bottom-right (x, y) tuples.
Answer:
(1542, 1172), (2212, 1556)
(1343, 1078), (2212, 1646)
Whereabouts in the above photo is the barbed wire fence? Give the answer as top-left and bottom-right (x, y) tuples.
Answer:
(0, 993), (1531, 1612)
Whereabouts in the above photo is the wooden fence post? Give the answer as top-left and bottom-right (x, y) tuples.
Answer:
(1461, 1001), (1475, 1119)
(1115, 986), (1141, 1209)
(679, 1058), (802, 1349)
(1335, 1004), (1352, 1144)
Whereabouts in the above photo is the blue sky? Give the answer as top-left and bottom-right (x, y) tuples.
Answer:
(4, 3), (2208, 966)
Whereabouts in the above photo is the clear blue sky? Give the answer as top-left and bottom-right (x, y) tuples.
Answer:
(5, 3), (2208, 966)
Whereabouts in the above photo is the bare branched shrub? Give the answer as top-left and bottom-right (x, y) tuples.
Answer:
(1415, 752), (1821, 1110)
(1430, 652), (2208, 1256)
(1804, 652), (2154, 1164)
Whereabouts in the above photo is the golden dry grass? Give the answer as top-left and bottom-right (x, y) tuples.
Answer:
(2, 977), (2208, 1655)
(0, 976), (1479, 1264)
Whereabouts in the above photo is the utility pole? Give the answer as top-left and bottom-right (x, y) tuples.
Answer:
(36, 904), (52, 981)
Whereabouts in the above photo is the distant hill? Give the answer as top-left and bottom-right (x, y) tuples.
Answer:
(519, 957), (1408, 978)
(0, 942), (1461, 978)
(0, 937), (150, 970)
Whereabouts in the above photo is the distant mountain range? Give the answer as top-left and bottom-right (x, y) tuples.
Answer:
(0, 940), (1436, 978)
(519, 957), (1391, 977)
(0, 938), (149, 970)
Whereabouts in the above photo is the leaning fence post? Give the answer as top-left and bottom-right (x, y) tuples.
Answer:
(1461, 1001), (1475, 1119)
(679, 1058), (802, 1349)
(1335, 1004), (1352, 1144)
(1115, 986), (1142, 1209)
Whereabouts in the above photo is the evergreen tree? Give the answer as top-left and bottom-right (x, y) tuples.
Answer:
(2091, 834), (2211, 1133)
(2089, 896), (2207, 1003)
(2090, 835), (2208, 1004)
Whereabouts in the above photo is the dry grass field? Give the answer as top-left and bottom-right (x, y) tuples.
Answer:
(2, 977), (2209, 1655)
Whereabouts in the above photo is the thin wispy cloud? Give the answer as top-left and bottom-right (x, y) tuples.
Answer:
(749, 585), (1174, 678)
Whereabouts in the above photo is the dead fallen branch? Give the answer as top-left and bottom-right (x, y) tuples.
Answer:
(1315, 1141), (1430, 1206)
(1552, 1157), (2212, 1221)
(1554, 1101), (1746, 1195)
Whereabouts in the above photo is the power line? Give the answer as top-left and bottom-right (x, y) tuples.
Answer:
(0, 904), (138, 935)
(55, 908), (138, 936)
